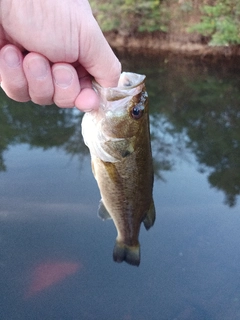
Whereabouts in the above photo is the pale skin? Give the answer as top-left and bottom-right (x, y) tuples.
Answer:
(0, 0), (121, 111)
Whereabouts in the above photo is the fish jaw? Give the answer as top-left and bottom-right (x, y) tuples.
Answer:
(82, 111), (119, 163)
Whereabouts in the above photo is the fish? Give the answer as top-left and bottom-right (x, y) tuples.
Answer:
(82, 72), (155, 266)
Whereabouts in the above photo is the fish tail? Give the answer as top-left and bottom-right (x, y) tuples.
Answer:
(113, 241), (140, 266)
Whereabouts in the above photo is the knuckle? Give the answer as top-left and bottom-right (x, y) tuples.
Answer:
(54, 98), (75, 108)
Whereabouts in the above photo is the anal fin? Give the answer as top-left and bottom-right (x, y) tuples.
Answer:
(97, 199), (112, 220)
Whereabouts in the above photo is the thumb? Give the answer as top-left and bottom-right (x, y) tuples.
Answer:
(78, 17), (121, 88)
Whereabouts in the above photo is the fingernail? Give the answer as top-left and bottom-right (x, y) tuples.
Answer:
(53, 66), (73, 88)
(27, 57), (48, 79)
(3, 47), (21, 68)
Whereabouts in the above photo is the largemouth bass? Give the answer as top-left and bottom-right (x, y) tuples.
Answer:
(82, 72), (155, 266)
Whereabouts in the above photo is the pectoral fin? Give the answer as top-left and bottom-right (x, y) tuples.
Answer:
(104, 137), (136, 160)
(97, 199), (112, 220)
(143, 200), (156, 230)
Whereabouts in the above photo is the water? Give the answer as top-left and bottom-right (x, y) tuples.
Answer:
(1, 52), (240, 319)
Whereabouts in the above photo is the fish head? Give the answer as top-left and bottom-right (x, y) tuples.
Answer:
(82, 72), (149, 162)
(98, 72), (148, 138)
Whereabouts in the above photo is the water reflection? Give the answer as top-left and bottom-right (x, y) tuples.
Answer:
(0, 95), (88, 172)
(122, 53), (240, 207)
(2, 53), (240, 320)
(1, 53), (240, 206)
(149, 65), (240, 207)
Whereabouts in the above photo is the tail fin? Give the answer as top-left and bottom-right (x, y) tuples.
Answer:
(113, 241), (140, 266)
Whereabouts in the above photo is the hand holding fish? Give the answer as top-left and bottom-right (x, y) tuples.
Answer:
(0, 0), (121, 111)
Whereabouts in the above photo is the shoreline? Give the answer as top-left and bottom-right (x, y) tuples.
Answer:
(104, 31), (240, 58)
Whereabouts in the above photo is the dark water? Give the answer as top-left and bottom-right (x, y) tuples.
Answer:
(1, 52), (240, 320)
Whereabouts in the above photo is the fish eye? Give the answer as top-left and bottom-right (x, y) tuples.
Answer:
(131, 104), (144, 120)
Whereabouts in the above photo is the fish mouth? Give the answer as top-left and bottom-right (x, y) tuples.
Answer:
(92, 72), (146, 113)
(117, 72), (146, 88)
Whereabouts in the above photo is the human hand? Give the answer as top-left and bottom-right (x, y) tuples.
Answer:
(0, 0), (121, 111)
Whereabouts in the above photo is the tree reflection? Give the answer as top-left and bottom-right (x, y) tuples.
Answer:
(1, 54), (240, 207)
(0, 90), (88, 172)
(147, 59), (240, 207)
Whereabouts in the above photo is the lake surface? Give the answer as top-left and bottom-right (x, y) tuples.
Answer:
(1, 52), (240, 319)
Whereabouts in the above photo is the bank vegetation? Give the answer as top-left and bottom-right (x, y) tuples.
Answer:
(90, 0), (240, 56)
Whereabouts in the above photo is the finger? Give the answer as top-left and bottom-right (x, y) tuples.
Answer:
(23, 53), (54, 105)
(74, 65), (99, 111)
(0, 44), (30, 102)
(79, 17), (121, 88)
(52, 63), (80, 108)
(74, 87), (99, 112)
